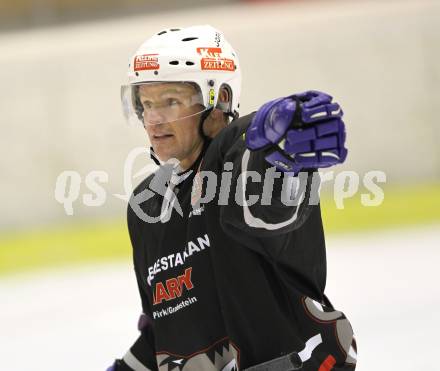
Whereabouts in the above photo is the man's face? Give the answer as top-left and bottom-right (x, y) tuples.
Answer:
(138, 83), (205, 169)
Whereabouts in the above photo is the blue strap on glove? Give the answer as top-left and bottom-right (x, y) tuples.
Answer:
(245, 90), (347, 174)
(106, 363), (117, 371)
(106, 359), (129, 371)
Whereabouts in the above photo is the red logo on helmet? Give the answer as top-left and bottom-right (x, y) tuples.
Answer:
(134, 54), (160, 71)
(197, 47), (234, 72)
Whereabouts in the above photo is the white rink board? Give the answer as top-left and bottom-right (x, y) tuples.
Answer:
(1, 225), (439, 371)
(0, 0), (439, 228)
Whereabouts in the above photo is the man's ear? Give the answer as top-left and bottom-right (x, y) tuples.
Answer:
(216, 86), (231, 111)
(219, 86), (230, 103)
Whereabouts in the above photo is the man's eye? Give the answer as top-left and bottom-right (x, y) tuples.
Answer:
(142, 101), (152, 109)
(167, 98), (181, 107)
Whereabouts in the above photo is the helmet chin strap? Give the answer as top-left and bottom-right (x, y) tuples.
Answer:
(198, 107), (214, 141)
(149, 146), (161, 166)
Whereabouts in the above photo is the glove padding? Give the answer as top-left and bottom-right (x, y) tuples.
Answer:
(245, 90), (347, 174)
(106, 359), (130, 371)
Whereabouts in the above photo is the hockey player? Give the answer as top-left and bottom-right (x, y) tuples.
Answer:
(109, 25), (357, 371)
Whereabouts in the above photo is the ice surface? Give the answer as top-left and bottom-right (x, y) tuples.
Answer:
(1, 226), (439, 370)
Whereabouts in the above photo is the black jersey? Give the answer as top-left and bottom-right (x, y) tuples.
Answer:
(117, 113), (357, 371)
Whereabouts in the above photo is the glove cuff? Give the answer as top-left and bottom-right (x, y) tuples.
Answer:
(108, 359), (133, 371)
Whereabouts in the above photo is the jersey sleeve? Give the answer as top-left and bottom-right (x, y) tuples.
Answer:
(116, 201), (158, 371)
(210, 114), (320, 240)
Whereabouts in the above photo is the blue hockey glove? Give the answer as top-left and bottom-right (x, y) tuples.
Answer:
(106, 360), (130, 371)
(245, 90), (347, 174)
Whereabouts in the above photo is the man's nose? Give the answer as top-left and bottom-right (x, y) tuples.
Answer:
(145, 108), (166, 125)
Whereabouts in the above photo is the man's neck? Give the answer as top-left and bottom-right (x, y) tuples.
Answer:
(179, 140), (205, 172)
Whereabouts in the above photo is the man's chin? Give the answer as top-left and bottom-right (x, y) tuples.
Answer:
(152, 150), (180, 166)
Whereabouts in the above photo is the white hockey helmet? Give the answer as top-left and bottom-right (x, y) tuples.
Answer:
(121, 25), (241, 127)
